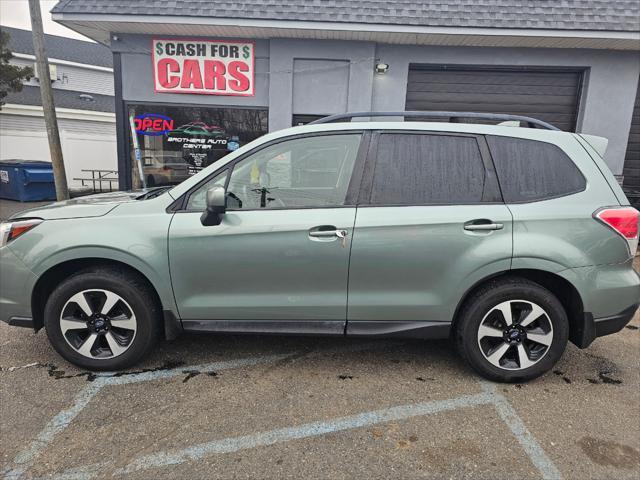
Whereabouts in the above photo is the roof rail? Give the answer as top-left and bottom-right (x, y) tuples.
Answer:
(308, 111), (561, 131)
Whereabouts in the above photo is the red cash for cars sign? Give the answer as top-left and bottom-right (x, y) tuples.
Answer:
(152, 39), (255, 96)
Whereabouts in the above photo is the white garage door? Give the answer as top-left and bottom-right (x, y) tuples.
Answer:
(0, 113), (117, 190)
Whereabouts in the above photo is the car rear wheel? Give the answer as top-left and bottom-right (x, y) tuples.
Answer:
(455, 277), (569, 383)
(44, 267), (160, 370)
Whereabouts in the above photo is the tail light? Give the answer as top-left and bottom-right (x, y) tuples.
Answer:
(594, 207), (639, 255)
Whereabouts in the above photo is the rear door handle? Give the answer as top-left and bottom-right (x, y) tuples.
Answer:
(464, 221), (504, 231)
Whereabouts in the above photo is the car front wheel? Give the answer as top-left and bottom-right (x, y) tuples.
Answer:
(44, 267), (160, 370)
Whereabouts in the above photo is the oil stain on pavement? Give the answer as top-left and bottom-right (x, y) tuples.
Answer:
(577, 437), (640, 469)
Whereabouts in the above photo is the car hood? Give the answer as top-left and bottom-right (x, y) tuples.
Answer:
(8, 190), (158, 221)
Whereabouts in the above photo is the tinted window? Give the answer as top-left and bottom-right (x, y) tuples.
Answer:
(487, 136), (586, 202)
(369, 134), (486, 205)
(226, 134), (361, 209)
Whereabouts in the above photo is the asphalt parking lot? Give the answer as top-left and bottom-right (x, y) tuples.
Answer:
(1, 258), (639, 480)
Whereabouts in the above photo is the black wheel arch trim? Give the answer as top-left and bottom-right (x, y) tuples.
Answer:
(163, 310), (183, 341)
(451, 268), (585, 342)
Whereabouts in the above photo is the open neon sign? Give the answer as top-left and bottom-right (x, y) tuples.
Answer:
(134, 113), (174, 136)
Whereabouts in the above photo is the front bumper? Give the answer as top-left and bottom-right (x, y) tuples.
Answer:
(0, 246), (37, 326)
(572, 303), (639, 348)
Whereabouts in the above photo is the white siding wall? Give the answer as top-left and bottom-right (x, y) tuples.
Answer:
(0, 113), (117, 190)
(11, 58), (115, 97)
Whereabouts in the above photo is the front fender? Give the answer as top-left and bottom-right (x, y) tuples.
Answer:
(7, 206), (178, 317)
(29, 246), (178, 315)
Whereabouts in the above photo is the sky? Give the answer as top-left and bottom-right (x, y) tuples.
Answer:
(0, 0), (92, 41)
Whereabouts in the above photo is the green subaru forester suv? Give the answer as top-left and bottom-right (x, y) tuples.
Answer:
(1, 112), (638, 382)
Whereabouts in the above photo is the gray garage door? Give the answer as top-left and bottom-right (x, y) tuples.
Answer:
(622, 82), (640, 191)
(405, 66), (583, 132)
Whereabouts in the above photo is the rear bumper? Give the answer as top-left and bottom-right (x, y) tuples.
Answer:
(559, 260), (639, 348)
(571, 303), (639, 348)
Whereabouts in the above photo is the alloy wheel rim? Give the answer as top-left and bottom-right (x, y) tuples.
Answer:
(477, 299), (553, 371)
(60, 289), (137, 359)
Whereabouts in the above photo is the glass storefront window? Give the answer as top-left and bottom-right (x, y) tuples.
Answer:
(292, 114), (325, 126)
(129, 105), (268, 187)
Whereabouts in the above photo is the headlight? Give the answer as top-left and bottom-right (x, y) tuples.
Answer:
(0, 219), (43, 247)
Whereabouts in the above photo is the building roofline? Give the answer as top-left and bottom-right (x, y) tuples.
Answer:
(3, 85), (114, 113)
(11, 53), (114, 73)
(50, 0), (640, 33)
(52, 13), (640, 51)
(0, 25), (93, 44)
(0, 25), (113, 67)
(52, 13), (640, 39)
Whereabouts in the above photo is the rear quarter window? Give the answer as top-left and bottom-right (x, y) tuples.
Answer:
(487, 135), (586, 203)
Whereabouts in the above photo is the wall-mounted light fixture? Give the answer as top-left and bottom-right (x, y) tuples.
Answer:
(375, 62), (389, 75)
(78, 93), (95, 102)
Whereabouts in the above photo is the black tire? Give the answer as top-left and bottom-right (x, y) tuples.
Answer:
(454, 277), (569, 383)
(44, 267), (161, 370)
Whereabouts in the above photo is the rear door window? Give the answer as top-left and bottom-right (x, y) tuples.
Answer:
(367, 133), (489, 205)
(486, 135), (586, 203)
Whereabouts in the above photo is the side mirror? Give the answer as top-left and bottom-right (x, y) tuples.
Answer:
(200, 186), (226, 226)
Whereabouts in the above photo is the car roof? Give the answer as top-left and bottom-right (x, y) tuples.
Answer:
(268, 121), (572, 142)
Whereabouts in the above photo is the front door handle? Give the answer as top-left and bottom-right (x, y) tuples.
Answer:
(464, 221), (504, 231)
(309, 229), (348, 238)
(309, 226), (348, 246)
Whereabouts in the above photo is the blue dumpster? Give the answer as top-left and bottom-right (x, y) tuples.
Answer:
(0, 160), (56, 201)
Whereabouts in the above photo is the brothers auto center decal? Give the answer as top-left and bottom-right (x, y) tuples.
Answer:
(152, 39), (255, 96)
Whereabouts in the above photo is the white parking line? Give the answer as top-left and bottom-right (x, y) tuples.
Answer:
(105, 353), (292, 386)
(3, 341), (394, 480)
(480, 382), (562, 480)
(117, 385), (562, 479)
(3, 381), (104, 480)
(117, 391), (495, 475)
(2, 353), (293, 480)
(3, 343), (562, 480)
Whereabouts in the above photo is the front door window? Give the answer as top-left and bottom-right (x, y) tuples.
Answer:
(226, 134), (361, 209)
(187, 134), (362, 211)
